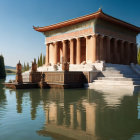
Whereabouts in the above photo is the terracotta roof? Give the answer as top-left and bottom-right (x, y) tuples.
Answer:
(33, 8), (140, 33)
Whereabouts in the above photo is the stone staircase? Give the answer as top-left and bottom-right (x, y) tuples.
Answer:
(89, 64), (140, 88)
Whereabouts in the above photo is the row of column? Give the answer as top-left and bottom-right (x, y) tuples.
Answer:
(45, 34), (137, 65)
(46, 35), (97, 65)
(96, 35), (137, 64)
(46, 102), (96, 135)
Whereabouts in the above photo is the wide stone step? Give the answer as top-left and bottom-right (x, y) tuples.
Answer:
(92, 80), (140, 86)
(100, 73), (139, 78)
(93, 80), (140, 85)
(103, 70), (136, 74)
(105, 66), (135, 71)
(105, 67), (132, 70)
(97, 77), (140, 81)
(105, 64), (130, 67)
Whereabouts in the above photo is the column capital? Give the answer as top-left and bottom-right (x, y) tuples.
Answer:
(91, 33), (99, 38)
(123, 40), (128, 44)
(119, 40), (125, 44)
(105, 36), (112, 40)
(127, 42), (132, 46)
(52, 41), (59, 46)
(84, 35), (92, 39)
(69, 38), (74, 42)
(113, 38), (119, 43)
(62, 40), (67, 44)
(111, 38), (118, 43)
(76, 37), (81, 41)
(46, 43), (50, 46)
(99, 35), (105, 39)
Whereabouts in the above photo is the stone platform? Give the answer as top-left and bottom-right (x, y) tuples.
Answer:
(4, 82), (76, 89)
(4, 83), (39, 89)
(4, 71), (99, 89)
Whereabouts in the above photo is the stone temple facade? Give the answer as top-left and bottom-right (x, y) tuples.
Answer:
(34, 9), (140, 66)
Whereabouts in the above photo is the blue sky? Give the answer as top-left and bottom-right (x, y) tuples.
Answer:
(0, 0), (140, 66)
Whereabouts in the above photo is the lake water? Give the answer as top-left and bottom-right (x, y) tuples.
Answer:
(1, 74), (140, 140)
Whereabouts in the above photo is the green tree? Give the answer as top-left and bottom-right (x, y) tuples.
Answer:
(40, 53), (43, 66)
(137, 46), (140, 65)
(37, 57), (40, 67)
(34, 58), (36, 64)
(43, 55), (45, 65)
(23, 62), (26, 72)
(27, 63), (29, 71)
(0, 55), (6, 78)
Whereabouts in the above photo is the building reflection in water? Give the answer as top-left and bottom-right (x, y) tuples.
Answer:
(14, 87), (140, 140)
(15, 89), (43, 119)
(15, 90), (24, 113)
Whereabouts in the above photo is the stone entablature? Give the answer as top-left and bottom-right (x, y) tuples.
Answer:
(46, 28), (93, 43)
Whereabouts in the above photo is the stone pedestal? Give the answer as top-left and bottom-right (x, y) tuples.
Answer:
(31, 62), (37, 72)
(62, 62), (69, 71)
(30, 62), (41, 83)
(16, 61), (23, 83)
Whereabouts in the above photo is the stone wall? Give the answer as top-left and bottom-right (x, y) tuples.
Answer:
(44, 71), (99, 84)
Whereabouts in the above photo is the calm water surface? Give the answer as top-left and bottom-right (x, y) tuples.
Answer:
(1, 74), (140, 140)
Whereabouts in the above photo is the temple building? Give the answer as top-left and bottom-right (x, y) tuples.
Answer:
(34, 8), (140, 65)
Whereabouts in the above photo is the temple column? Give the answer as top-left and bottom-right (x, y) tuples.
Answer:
(106, 36), (111, 63)
(91, 34), (97, 63)
(62, 40), (67, 62)
(85, 36), (89, 62)
(99, 35), (104, 61)
(129, 43), (133, 63)
(125, 42), (129, 65)
(96, 34), (100, 61)
(114, 39), (118, 64)
(70, 39), (74, 64)
(120, 40), (124, 64)
(133, 43), (137, 64)
(45, 43), (49, 65)
(54, 42), (58, 64)
(127, 42), (131, 64)
(76, 38), (81, 64)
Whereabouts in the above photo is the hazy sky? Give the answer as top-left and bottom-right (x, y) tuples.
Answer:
(0, 0), (140, 66)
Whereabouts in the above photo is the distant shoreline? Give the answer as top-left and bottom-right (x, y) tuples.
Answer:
(6, 69), (16, 74)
